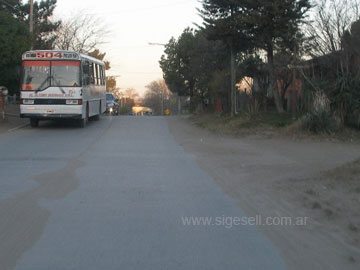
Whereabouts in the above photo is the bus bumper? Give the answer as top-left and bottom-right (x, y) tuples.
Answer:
(20, 105), (83, 119)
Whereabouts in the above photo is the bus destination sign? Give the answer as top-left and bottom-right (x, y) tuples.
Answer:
(23, 51), (80, 60)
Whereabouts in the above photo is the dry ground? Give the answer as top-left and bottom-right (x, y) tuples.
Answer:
(168, 115), (360, 270)
(0, 104), (28, 137)
(190, 112), (360, 142)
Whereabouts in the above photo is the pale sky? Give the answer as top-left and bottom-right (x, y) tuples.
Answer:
(53, 0), (203, 96)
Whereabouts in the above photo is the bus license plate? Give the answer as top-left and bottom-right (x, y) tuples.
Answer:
(46, 110), (55, 114)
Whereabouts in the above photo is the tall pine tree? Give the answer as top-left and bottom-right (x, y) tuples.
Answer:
(199, 0), (252, 116)
(200, 0), (311, 113)
(20, 0), (60, 49)
(243, 0), (311, 113)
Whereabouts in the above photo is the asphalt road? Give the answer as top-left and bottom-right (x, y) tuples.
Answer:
(0, 116), (285, 270)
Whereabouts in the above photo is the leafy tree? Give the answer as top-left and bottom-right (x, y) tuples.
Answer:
(200, 0), (311, 113)
(160, 28), (229, 111)
(329, 20), (360, 127)
(0, 10), (30, 94)
(0, 0), (59, 94)
(1, 0), (60, 49)
(191, 31), (228, 109)
(20, 0), (60, 49)
(199, 0), (252, 115)
(160, 29), (197, 110)
(242, 0), (311, 113)
(0, 0), (23, 18)
(159, 37), (187, 97)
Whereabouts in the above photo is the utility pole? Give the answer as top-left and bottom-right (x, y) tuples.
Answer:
(29, 0), (34, 33)
(29, 0), (34, 49)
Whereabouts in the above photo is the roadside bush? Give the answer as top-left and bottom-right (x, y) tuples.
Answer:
(300, 79), (331, 114)
(301, 74), (360, 130)
(330, 73), (360, 129)
(301, 110), (338, 134)
(275, 121), (288, 127)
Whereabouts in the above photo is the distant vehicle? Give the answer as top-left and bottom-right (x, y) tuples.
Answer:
(20, 50), (106, 127)
(106, 93), (119, 115)
(132, 106), (153, 116)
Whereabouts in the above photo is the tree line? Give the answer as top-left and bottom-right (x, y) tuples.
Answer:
(159, 0), (360, 129)
(0, 0), (113, 95)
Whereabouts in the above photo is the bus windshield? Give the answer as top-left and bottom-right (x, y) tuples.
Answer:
(22, 61), (50, 91)
(52, 61), (81, 87)
(22, 60), (81, 91)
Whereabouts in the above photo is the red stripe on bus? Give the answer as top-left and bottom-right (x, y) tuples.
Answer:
(22, 84), (33, 90)
(52, 61), (80, 66)
(22, 61), (50, 67)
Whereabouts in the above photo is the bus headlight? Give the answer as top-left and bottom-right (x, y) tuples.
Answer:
(66, 99), (79, 105)
(22, 99), (34, 105)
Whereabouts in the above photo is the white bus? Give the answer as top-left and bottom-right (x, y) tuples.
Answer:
(20, 50), (106, 127)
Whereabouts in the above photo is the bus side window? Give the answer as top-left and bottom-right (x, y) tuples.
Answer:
(90, 63), (95, 85)
(99, 66), (102, 86)
(99, 65), (102, 86)
(95, 64), (100, 86)
(100, 66), (104, 86)
(82, 61), (90, 86)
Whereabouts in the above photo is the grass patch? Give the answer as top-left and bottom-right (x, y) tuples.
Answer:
(190, 111), (296, 136)
(190, 112), (360, 141)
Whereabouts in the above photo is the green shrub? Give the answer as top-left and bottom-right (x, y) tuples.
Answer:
(275, 121), (288, 127)
(331, 73), (360, 129)
(301, 111), (338, 134)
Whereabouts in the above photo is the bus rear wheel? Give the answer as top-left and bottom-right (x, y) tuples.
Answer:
(30, 119), (39, 128)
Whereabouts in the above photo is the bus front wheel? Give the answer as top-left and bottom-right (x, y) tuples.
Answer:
(30, 119), (39, 128)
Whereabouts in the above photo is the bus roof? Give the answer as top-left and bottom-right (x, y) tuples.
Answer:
(22, 50), (105, 66)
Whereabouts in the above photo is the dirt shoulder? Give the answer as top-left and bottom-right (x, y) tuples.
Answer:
(190, 113), (360, 143)
(0, 104), (28, 136)
(168, 116), (360, 270)
(0, 104), (29, 141)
